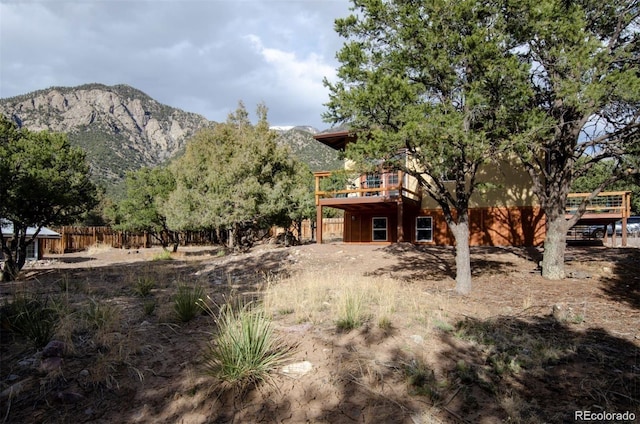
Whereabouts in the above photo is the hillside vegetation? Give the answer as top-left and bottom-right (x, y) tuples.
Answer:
(0, 84), (341, 195)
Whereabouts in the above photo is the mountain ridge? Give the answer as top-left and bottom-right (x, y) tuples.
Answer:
(0, 84), (342, 193)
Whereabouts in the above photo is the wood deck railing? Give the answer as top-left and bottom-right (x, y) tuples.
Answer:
(314, 171), (421, 205)
(565, 191), (631, 218)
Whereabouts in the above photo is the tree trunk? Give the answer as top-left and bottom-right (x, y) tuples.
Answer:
(542, 214), (567, 280)
(0, 256), (18, 282)
(451, 222), (472, 295)
(1, 230), (22, 282)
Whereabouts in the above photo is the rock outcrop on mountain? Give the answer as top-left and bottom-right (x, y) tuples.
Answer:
(0, 83), (342, 193)
(0, 83), (212, 188)
(276, 127), (342, 172)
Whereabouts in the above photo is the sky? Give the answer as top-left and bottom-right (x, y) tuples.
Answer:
(0, 0), (353, 130)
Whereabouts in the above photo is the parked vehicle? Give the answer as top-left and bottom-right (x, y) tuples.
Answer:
(582, 216), (640, 238)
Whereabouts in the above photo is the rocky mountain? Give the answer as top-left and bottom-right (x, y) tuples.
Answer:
(275, 126), (342, 172)
(0, 83), (213, 190)
(0, 83), (343, 194)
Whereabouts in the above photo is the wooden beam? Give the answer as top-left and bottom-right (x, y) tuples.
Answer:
(316, 205), (323, 244)
(397, 198), (404, 242)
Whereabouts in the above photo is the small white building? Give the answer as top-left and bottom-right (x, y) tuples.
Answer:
(1, 223), (61, 260)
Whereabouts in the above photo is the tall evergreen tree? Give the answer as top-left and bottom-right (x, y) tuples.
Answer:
(324, 0), (531, 294)
(0, 117), (97, 281)
(504, 0), (639, 279)
(164, 103), (314, 248)
(112, 167), (179, 252)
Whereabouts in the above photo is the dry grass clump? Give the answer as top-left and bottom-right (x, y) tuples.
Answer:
(86, 243), (113, 255)
(152, 250), (173, 261)
(264, 270), (448, 332)
(264, 270), (376, 326)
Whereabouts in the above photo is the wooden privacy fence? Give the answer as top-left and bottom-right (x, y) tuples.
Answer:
(272, 219), (343, 242)
(298, 218), (344, 241)
(43, 220), (345, 254)
(42, 227), (221, 253)
(42, 227), (151, 254)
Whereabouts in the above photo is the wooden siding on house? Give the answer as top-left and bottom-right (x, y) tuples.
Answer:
(339, 206), (546, 246)
(415, 206), (546, 246)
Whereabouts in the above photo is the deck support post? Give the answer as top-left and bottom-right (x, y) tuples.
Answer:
(397, 199), (404, 242)
(316, 205), (323, 244)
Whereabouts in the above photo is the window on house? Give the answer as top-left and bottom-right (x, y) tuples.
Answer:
(416, 216), (433, 242)
(25, 241), (36, 260)
(365, 174), (381, 188)
(387, 172), (399, 196)
(372, 217), (388, 241)
(365, 174), (381, 196)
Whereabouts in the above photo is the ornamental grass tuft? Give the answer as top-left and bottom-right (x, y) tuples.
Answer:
(202, 301), (295, 389)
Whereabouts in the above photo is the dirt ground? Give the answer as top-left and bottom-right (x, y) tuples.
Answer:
(1, 240), (639, 423)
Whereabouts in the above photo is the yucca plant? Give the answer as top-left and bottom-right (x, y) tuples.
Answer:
(174, 283), (205, 322)
(202, 302), (294, 388)
(133, 276), (155, 297)
(4, 293), (58, 348)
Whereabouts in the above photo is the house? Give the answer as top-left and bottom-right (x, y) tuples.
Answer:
(1, 223), (62, 260)
(313, 130), (547, 247)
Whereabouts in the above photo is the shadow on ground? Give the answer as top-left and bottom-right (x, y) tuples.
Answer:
(598, 248), (640, 310)
(2, 244), (639, 423)
(436, 314), (640, 422)
(367, 243), (540, 283)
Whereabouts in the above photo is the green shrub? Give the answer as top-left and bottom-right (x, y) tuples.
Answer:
(202, 302), (294, 388)
(174, 283), (205, 322)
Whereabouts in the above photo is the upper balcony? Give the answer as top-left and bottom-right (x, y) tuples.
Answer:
(314, 170), (421, 209)
(565, 191), (631, 220)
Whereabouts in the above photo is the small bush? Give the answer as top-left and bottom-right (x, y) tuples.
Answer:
(3, 293), (58, 348)
(174, 284), (205, 322)
(202, 302), (295, 388)
(134, 276), (155, 297)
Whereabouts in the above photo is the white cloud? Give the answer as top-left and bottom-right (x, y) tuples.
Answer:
(0, 0), (352, 129)
(245, 34), (337, 121)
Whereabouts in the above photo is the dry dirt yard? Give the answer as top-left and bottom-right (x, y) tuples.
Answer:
(1, 241), (639, 423)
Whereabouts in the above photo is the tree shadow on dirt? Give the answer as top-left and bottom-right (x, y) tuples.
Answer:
(597, 247), (640, 310)
(435, 315), (640, 422)
(0, 248), (299, 424)
(8, 249), (294, 296)
(199, 327), (426, 424)
(367, 244), (539, 283)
